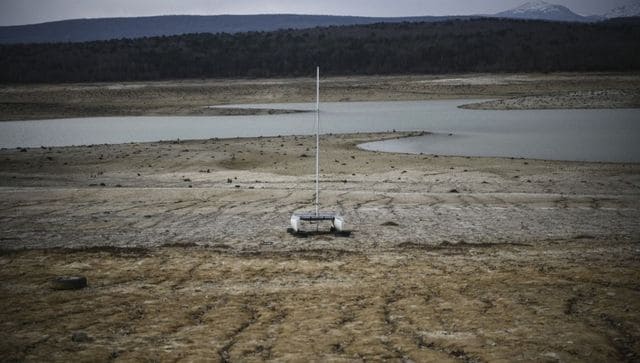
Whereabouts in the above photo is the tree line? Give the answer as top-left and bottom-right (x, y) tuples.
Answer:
(1, 18), (639, 83)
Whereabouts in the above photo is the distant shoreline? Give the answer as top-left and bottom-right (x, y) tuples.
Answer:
(1, 72), (638, 122)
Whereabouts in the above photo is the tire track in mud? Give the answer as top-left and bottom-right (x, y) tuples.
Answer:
(599, 313), (639, 362)
(380, 287), (407, 360)
(218, 302), (259, 363)
(171, 259), (205, 290)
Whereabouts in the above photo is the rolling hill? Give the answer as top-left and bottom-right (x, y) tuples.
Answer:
(0, 14), (469, 44)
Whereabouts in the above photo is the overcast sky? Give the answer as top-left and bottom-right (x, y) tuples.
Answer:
(0, 0), (632, 26)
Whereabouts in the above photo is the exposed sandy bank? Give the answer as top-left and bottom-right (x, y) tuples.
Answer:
(461, 89), (640, 110)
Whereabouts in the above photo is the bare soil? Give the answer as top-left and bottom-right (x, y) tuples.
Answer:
(461, 89), (640, 110)
(1, 72), (640, 361)
(1, 130), (639, 361)
(1, 72), (639, 121)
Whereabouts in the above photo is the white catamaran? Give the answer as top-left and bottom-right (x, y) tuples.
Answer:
(289, 67), (346, 235)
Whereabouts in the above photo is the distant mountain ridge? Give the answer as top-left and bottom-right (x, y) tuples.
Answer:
(495, 0), (589, 22)
(0, 14), (470, 44)
(1, 1), (638, 45)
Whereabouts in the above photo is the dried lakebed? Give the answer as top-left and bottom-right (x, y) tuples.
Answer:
(1, 132), (639, 361)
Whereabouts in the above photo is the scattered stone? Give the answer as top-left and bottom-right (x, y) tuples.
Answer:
(449, 188), (459, 193)
(381, 221), (400, 226)
(71, 331), (93, 343)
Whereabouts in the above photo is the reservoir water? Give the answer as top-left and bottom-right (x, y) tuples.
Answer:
(1, 100), (639, 162)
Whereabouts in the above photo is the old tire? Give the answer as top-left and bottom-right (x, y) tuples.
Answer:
(51, 276), (87, 290)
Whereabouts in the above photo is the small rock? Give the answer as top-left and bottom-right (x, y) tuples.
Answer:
(71, 331), (93, 343)
(449, 189), (459, 193)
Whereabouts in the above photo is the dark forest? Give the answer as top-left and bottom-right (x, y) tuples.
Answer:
(1, 18), (639, 83)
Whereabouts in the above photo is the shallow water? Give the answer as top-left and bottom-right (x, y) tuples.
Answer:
(1, 100), (639, 162)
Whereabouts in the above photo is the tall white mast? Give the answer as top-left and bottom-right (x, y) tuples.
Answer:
(289, 67), (345, 235)
(315, 66), (320, 217)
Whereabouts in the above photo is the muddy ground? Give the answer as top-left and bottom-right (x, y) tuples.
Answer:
(1, 241), (639, 362)
(1, 72), (639, 121)
(1, 130), (639, 361)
